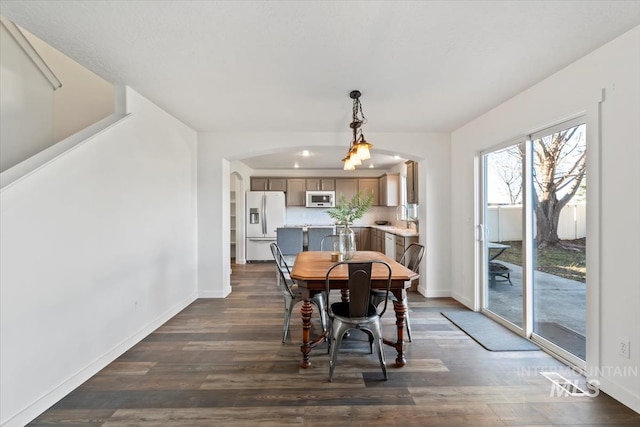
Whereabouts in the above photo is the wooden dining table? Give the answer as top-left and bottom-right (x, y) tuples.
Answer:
(290, 250), (418, 369)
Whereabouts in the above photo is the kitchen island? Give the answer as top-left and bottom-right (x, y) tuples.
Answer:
(279, 223), (418, 263)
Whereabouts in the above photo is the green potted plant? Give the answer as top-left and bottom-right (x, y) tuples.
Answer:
(326, 191), (374, 259)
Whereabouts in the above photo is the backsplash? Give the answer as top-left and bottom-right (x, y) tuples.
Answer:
(286, 206), (393, 226)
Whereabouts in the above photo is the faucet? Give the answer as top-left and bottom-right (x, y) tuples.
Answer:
(395, 204), (407, 225)
(397, 204), (419, 233)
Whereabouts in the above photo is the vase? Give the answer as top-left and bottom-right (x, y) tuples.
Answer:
(337, 225), (356, 260)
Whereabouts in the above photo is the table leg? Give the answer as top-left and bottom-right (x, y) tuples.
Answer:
(383, 289), (406, 367)
(299, 297), (313, 369)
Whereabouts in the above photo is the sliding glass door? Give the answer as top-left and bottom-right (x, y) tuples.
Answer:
(482, 143), (525, 330)
(480, 118), (587, 365)
(530, 121), (587, 363)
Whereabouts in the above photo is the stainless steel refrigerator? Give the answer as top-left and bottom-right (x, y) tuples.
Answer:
(246, 191), (286, 261)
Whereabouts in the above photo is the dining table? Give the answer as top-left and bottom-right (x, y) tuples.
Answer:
(290, 250), (418, 369)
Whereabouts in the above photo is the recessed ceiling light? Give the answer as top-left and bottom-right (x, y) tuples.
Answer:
(369, 164), (374, 168)
(294, 162), (299, 168)
(302, 150), (310, 157)
(393, 155), (401, 160)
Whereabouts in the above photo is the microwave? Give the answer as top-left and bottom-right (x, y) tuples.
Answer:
(306, 191), (335, 208)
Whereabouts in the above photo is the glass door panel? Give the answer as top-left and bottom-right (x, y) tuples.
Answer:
(531, 123), (587, 361)
(483, 144), (524, 329)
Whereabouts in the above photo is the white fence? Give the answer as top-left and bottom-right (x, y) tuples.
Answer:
(487, 203), (586, 242)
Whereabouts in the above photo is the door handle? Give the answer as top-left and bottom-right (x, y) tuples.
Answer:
(262, 194), (267, 235)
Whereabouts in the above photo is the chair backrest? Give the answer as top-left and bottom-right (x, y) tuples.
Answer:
(307, 227), (335, 251)
(325, 260), (392, 317)
(400, 243), (425, 273)
(270, 242), (295, 297)
(276, 227), (303, 255)
(320, 234), (342, 252)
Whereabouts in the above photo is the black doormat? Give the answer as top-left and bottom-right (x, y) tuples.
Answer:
(535, 322), (586, 360)
(441, 311), (540, 351)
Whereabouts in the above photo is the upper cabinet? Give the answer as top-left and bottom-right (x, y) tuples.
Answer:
(306, 178), (335, 191)
(251, 177), (287, 191)
(405, 160), (419, 204)
(286, 179), (306, 206)
(250, 174), (402, 207)
(335, 178), (358, 202)
(358, 178), (379, 206)
(379, 173), (400, 207)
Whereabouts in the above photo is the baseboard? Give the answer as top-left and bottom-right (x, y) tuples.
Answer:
(451, 291), (474, 310)
(199, 286), (232, 298)
(595, 376), (640, 414)
(418, 285), (451, 298)
(2, 292), (198, 427)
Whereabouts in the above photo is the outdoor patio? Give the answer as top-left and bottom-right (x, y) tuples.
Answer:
(487, 261), (586, 359)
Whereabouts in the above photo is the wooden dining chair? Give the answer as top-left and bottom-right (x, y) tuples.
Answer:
(370, 243), (424, 342)
(270, 243), (327, 343)
(325, 260), (392, 382)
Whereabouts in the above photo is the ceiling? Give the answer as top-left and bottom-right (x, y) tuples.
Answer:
(1, 1), (639, 169)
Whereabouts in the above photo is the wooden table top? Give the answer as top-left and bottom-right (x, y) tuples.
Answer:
(290, 251), (417, 283)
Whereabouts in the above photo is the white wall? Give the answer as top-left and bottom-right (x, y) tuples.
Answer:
(0, 86), (198, 427)
(199, 131), (451, 298)
(0, 21), (53, 172)
(22, 27), (114, 143)
(230, 160), (253, 265)
(451, 26), (640, 412)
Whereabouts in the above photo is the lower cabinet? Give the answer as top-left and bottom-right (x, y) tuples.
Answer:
(351, 227), (371, 251)
(395, 235), (419, 262)
(344, 228), (420, 290)
(370, 228), (384, 253)
(395, 234), (420, 290)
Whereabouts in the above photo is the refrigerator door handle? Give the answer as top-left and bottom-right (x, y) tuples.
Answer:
(262, 194), (267, 235)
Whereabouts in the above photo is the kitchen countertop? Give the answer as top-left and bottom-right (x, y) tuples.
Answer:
(283, 224), (335, 230)
(368, 224), (419, 237)
(284, 223), (418, 237)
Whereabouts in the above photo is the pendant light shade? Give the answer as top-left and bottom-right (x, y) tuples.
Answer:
(341, 90), (373, 170)
(355, 136), (372, 160)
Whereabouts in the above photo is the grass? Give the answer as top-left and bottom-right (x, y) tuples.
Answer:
(495, 238), (586, 283)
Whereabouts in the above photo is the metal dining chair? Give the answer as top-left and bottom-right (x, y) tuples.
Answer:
(307, 227), (335, 251)
(320, 234), (342, 252)
(370, 243), (424, 342)
(325, 260), (392, 382)
(270, 242), (327, 343)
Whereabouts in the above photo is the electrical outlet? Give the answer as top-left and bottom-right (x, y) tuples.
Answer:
(618, 338), (630, 359)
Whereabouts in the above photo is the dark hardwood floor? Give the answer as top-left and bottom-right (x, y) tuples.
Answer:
(31, 262), (639, 426)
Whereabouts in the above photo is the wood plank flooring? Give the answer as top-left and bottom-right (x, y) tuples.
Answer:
(30, 262), (640, 426)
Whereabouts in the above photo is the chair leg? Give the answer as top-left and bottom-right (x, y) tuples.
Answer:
(371, 321), (387, 380)
(282, 296), (293, 343)
(373, 292), (412, 343)
(328, 320), (348, 382)
(402, 294), (412, 343)
(312, 292), (328, 333)
(364, 330), (374, 354)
